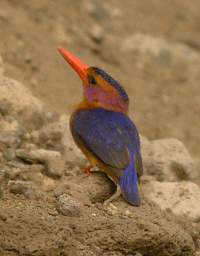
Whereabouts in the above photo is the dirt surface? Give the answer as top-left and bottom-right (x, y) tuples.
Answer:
(0, 0), (200, 161)
(0, 174), (196, 256)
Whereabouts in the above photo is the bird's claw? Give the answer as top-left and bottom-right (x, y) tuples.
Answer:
(103, 184), (121, 206)
(83, 165), (92, 176)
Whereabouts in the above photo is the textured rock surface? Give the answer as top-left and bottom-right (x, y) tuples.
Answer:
(56, 194), (81, 217)
(0, 175), (195, 256)
(121, 33), (200, 68)
(0, 75), (43, 128)
(8, 180), (40, 199)
(141, 137), (197, 181)
(0, 116), (20, 133)
(60, 115), (86, 164)
(31, 114), (86, 164)
(16, 148), (65, 178)
(142, 180), (200, 222)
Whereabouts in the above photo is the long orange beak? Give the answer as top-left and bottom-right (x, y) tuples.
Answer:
(58, 47), (88, 82)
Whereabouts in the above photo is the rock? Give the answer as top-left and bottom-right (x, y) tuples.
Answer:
(60, 170), (114, 206)
(0, 131), (22, 148)
(0, 56), (4, 76)
(60, 115), (87, 164)
(8, 180), (40, 199)
(83, 0), (109, 22)
(89, 24), (104, 43)
(33, 115), (64, 151)
(143, 180), (200, 222)
(141, 137), (197, 181)
(0, 111), (27, 151)
(7, 163), (44, 182)
(0, 169), (6, 184)
(83, 172), (114, 204)
(35, 115), (86, 164)
(0, 194), (195, 256)
(0, 116), (20, 132)
(56, 194), (81, 217)
(121, 33), (200, 67)
(119, 33), (200, 164)
(0, 114), (27, 153)
(20, 143), (37, 150)
(6, 163), (56, 192)
(0, 152), (4, 162)
(0, 75), (43, 125)
(16, 148), (65, 178)
(42, 177), (56, 192)
(0, 169), (8, 198)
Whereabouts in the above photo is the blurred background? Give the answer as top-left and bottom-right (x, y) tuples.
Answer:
(0, 0), (199, 161)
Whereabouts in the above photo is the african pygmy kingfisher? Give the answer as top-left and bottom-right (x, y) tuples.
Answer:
(58, 47), (143, 206)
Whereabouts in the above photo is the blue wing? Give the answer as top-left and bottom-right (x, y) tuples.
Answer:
(72, 108), (143, 177)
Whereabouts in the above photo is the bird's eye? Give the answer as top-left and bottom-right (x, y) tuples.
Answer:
(89, 76), (97, 86)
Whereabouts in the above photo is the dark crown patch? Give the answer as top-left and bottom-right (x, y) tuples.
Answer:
(93, 67), (129, 102)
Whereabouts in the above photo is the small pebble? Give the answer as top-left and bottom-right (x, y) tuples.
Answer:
(56, 194), (81, 217)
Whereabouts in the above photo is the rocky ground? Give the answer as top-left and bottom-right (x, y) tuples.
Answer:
(0, 1), (200, 255)
(0, 57), (200, 255)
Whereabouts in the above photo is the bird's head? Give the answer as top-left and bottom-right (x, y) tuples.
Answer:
(58, 47), (129, 113)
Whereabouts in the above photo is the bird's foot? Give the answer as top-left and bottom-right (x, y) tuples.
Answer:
(103, 184), (121, 206)
(83, 165), (93, 176)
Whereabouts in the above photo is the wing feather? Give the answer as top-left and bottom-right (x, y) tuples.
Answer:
(72, 108), (143, 176)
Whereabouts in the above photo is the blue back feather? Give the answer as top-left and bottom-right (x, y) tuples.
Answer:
(119, 148), (140, 206)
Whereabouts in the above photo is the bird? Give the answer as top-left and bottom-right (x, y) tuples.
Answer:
(58, 47), (143, 206)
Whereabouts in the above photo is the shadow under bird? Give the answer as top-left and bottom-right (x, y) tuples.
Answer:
(58, 47), (143, 206)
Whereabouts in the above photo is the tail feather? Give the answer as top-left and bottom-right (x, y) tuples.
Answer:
(119, 151), (140, 206)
